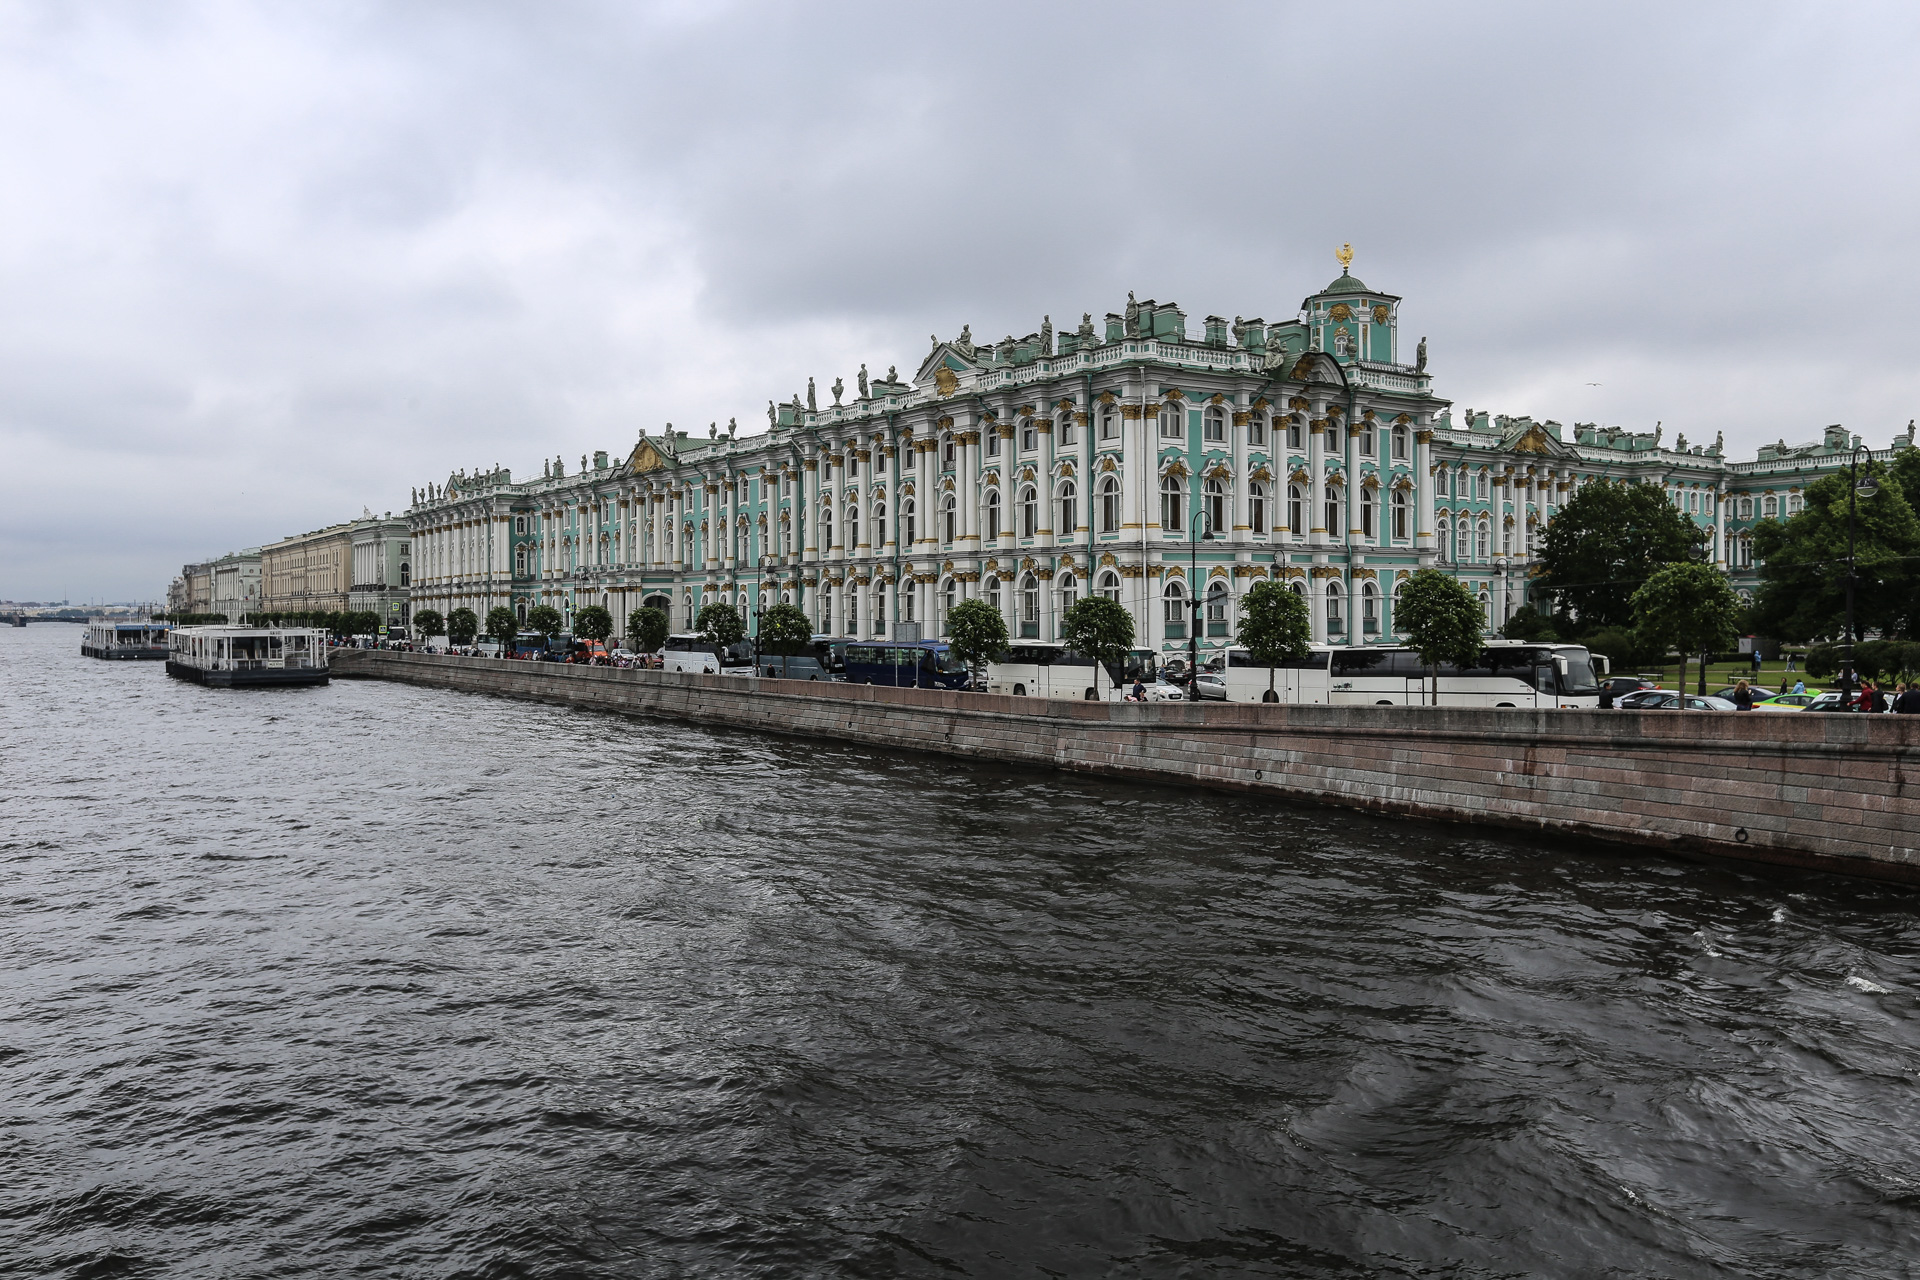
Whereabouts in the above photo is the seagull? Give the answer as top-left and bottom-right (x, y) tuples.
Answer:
(1585, 382), (1602, 386)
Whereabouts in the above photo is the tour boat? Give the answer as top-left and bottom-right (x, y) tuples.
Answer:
(82, 619), (172, 660)
(166, 625), (330, 687)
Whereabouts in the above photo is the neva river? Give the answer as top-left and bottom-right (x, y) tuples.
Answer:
(4, 622), (1919, 1278)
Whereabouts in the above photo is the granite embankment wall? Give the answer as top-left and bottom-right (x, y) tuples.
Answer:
(330, 650), (1920, 885)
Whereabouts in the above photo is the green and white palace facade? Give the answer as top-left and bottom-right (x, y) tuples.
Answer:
(405, 262), (1916, 654)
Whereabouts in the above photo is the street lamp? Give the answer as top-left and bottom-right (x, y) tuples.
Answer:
(1842, 443), (1878, 704)
(1188, 506), (1216, 698)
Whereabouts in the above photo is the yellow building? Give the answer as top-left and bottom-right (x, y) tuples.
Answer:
(260, 523), (354, 615)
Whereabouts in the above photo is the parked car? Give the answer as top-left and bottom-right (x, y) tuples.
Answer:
(1710, 686), (1776, 701)
(1191, 672), (1228, 701)
(1753, 692), (1818, 712)
(1615, 688), (1671, 709)
(1601, 676), (1658, 700)
(1621, 691), (1735, 711)
(1802, 691), (1854, 712)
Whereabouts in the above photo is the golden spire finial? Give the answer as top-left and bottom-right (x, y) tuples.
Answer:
(1335, 243), (1354, 273)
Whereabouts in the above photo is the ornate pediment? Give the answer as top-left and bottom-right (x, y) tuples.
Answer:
(625, 439), (670, 474)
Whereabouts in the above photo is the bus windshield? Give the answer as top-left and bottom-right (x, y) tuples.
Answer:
(1557, 649), (1600, 696)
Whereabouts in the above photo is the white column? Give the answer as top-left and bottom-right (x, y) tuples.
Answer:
(1344, 421), (1361, 549)
(1714, 488), (1727, 566)
(1308, 416), (1327, 548)
(1414, 427), (1435, 552)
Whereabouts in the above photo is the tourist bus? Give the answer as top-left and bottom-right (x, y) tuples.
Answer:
(842, 641), (971, 690)
(1216, 642), (1605, 708)
(659, 633), (755, 674)
(986, 642), (1161, 700)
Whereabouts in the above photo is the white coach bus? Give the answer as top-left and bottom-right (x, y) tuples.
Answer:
(987, 642), (1161, 700)
(1218, 642), (1605, 709)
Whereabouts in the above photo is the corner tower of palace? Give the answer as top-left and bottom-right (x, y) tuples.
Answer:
(405, 261), (1918, 655)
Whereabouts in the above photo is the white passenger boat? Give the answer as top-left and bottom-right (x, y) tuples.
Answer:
(166, 625), (330, 687)
(82, 619), (172, 660)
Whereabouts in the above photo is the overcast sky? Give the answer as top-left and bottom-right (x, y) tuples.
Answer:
(4, 1), (1918, 602)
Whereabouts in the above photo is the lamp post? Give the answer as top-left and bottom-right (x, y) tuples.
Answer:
(1841, 443), (1878, 705)
(1188, 506), (1215, 699)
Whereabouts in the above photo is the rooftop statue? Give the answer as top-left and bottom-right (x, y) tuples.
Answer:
(1040, 315), (1053, 355)
(709, 423), (717, 439)
(554, 455), (564, 477)
(580, 454), (588, 474)
(1416, 336), (1427, 372)
(1078, 312), (1094, 338)
(857, 363), (868, 398)
(887, 365), (897, 382)
(727, 417), (737, 438)
(1715, 430), (1724, 453)
(767, 399), (776, 426)
(807, 378), (817, 412)
(831, 376), (843, 406)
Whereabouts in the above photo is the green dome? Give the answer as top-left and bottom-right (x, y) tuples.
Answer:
(1322, 270), (1370, 295)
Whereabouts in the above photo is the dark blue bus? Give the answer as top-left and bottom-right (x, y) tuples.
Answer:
(842, 641), (971, 690)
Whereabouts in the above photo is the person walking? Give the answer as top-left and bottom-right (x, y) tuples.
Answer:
(1750, 648), (1763, 679)
(1732, 679), (1754, 711)
(1784, 651), (1798, 673)
(1855, 680), (1876, 712)
(1894, 683), (1920, 714)
(1792, 678), (1806, 695)
(1871, 682), (1890, 714)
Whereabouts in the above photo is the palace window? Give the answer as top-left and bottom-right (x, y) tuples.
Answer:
(1361, 488), (1377, 539)
(1019, 574), (1039, 637)
(902, 586), (915, 623)
(1020, 486), (1038, 538)
(1207, 581), (1229, 637)
(942, 495), (957, 543)
(1099, 476), (1121, 533)
(872, 589), (886, 636)
(846, 589), (858, 633)
(1058, 480), (1078, 534)
(1787, 493), (1804, 514)
(1099, 407), (1119, 441)
(1204, 406), (1227, 444)
(1439, 518), (1452, 562)
(1021, 422), (1038, 452)
(1057, 574), (1077, 632)
(847, 454), (858, 479)
(903, 498), (916, 544)
(1475, 519), (1490, 560)
(1479, 591), (1493, 627)
(1159, 405), (1184, 441)
(986, 430), (1001, 458)
(1249, 415), (1267, 447)
(1737, 495), (1753, 519)
(1326, 583), (1344, 635)
(512, 549), (525, 575)
(1161, 475), (1185, 532)
(1475, 472), (1489, 500)
(1762, 495), (1778, 518)
(1391, 489), (1410, 541)
(942, 579), (957, 632)
(1249, 481), (1268, 535)
(1204, 477), (1226, 535)
(986, 575), (1002, 616)
(1059, 412), (1077, 446)
(1362, 581), (1379, 633)
(514, 516), (528, 535)
(1360, 427), (1376, 458)
(1096, 570), (1121, 603)
(942, 436), (956, 466)
(872, 502), (885, 543)
(1288, 418), (1304, 451)
(1163, 580), (1187, 639)
(401, 562), (412, 585)
(847, 503), (860, 547)
(986, 489), (1002, 540)
(1392, 425), (1409, 460)
(1288, 484), (1304, 536)
(1324, 484), (1340, 536)
(821, 504), (834, 547)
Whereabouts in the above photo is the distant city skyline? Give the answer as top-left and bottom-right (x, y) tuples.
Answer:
(2, 1), (1917, 600)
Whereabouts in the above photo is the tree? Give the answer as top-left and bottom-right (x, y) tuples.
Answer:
(574, 605), (614, 650)
(485, 606), (518, 646)
(1536, 478), (1707, 631)
(1499, 603), (1561, 643)
(696, 601), (747, 664)
(1060, 595), (1136, 701)
(945, 597), (1009, 691)
(414, 609), (445, 644)
(446, 608), (479, 646)
(625, 606), (668, 655)
(1396, 568), (1485, 705)
(1749, 462), (1920, 644)
(758, 601), (813, 677)
(525, 605), (563, 640)
(1233, 580), (1312, 701)
(1631, 562), (1743, 699)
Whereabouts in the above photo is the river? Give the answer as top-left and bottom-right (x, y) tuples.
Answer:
(3, 621), (1917, 1277)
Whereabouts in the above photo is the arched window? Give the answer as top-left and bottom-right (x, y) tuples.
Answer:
(1099, 475), (1121, 533)
(1159, 404), (1184, 441)
(872, 588), (886, 636)
(402, 561), (413, 585)
(1248, 414), (1268, 447)
(1096, 570), (1121, 602)
(1478, 590), (1493, 627)
(1475, 472), (1489, 500)
(1019, 574), (1039, 637)
(1287, 417), (1304, 451)
(1392, 425), (1410, 460)
(1204, 477), (1227, 535)
(1361, 487), (1377, 539)
(986, 489), (1002, 540)
(902, 582), (915, 623)
(845, 588), (858, 635)
(985, 428), (1001, 458)
(821, 503), (834, 548)
(1020, 485), (1038, 538)
(1362, 580), (1379, 634)
(1058, 411), (1078, 446)
(986, 574), (1002, 616)
(847, 503), (859, 548)
(1288, 484), (1304, 536)
(1056, 574), (1078, 632)
(1058, 480), (1078, 535)
(1359, 425), (1376, 458)
(512, 548), (524, 575)
(1737, 496), (1754, 519)
(941, 435), (956, 467)
(1161, 475), (1185, 532)
(1206, 580), (1229, 636)
(1249, 481), (1268, 535)
(1163, 579), (1188, 638)
(1021, 421), (1038, 452)
(1475, 519), (1490, 560)
(872, 502), (886, 543)
(1391, 488), (1410, 540)
(902, 498), (916, 545)
(1438, 518), (1451, 562)
(1324, 484), (1340, 536)
(1326, 582), (1344, 636)
(1288, 580), (1304, 597)
(940, 578), (957, 633)
(942, 494), (957, 543)
(1787, 493), (1804, 515)
(1099, 406), (1119, 441)
(1204, 406), (1227, 443)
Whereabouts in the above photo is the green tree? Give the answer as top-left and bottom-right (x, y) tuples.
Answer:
(625, 606), (668, 655)
(446, 607), (479, 646)
(525, 604), (563, 640)
(1499, 603), (1561, 643)
(574, 605), (614, 649)
(1536, 478), (1707, 631)
(1631, 562), (1743, 699)
(945, 597), (1009, 691)
(1233, 580), (1312, 701)
(1060, 595), (1136, 700)
(1749, 462), (1920, 644)
(696, 601), (747, 664)
(485, 606), (518, 646)
(757, 601), (813, 676)
(1397, 568), (1486, 705)
(414, 609), (445, 643)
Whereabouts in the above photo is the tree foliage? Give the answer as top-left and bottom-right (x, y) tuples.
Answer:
(1748, 462), (1920, 643)
(696, 601), (746, 658)
(573, 605), (614, 645)
(1536, 479), (1707, 630)
(1631, 561), (1744, 697)
(625, 606), (669, 654)
(414, 609), (445, 638)
(485, 606), (518, 644)
(446, 608), (479, 645)
(1397, 569), (1485, 672)
(1060, 595), (1136, 698)
(1499, 603), (1561, 643)
(524, 605), (563, 638)
(945, 597), (1009, 689)
(1233, 581), (1311, 698)
(757, 602), (813, 656)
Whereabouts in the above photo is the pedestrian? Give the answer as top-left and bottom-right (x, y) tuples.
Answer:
(1784, 651), (1797, 673)
(1599, 683), (1616, 710)
(1895, 683), (1920, 714)
(1129, 678), (1146, 702)
(1792, 678), (1805, 695)
(1732, 679), (1754, 711)
(1856, 680), (1875, 712)
(1750, 648), (1763, 677)
(1871, 682), (1890, 714)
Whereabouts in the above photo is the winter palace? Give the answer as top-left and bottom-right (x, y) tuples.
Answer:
(405, 251), (1916, 655)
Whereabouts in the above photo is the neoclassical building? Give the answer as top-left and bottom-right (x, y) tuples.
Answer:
(405, 257), (1915, 654)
